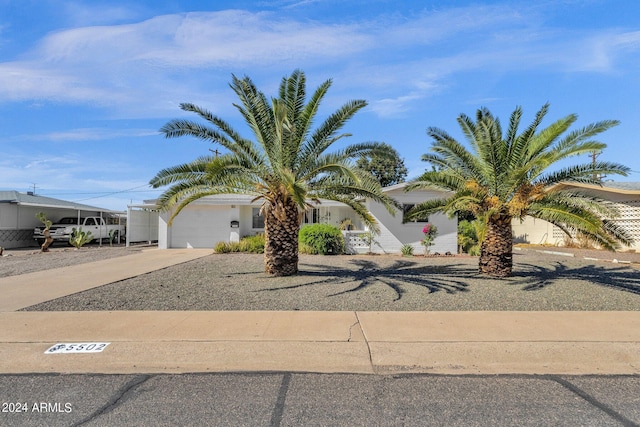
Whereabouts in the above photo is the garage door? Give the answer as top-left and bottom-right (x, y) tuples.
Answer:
(169, 205), (229, 248)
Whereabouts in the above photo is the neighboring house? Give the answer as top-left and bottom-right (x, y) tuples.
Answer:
(153, 183), (458, 254)
(0, 191), (119, 249)
(512, 181), (640, 252)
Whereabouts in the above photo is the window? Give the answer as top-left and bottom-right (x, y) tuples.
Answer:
(85, 218), (96, 226)
(303, 208), (320, 224)
(252, 208), (264, 229)
(402, 204), (429, 223)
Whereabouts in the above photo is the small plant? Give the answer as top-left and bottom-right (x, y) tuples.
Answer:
(299, 223), (344, 255)
(36, 212), (54, 252)
(108, 229), (118, 246)
(361, 231), (380, 254)
(458, 217), (486, 256)
(401, 244), (414, 256)
(421, 223), (438, 255)
(69, 227), (93, 249)
(214, 241), (231, 253)
(339, 218), (354, 230)
(239, 234), (265, 253)
(298, 242), (316, 254)
(36, 212), (52, 229)
(563, 231), (597, 249)
(214, 241), (241, 253)
(214, 234), (265, 254)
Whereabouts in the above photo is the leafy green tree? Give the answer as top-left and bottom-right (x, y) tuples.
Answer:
(407, 103), (632, 277)
(355, 142), (407, 187)
(151, 70), (397, 276)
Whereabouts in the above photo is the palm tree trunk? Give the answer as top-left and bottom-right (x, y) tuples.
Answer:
(263, 198), (300, 276)
(479, 213), (513, 277)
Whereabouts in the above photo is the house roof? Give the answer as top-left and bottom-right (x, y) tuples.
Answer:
(382, 182), (454, 196)
(555, 182), (640, 195)
(141, 194), (351, 208)
(601, 181), (640, 192)
(0, 191), (116, 212)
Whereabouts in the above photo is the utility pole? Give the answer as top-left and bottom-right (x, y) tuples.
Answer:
(209, 148), (220, 157)
(590, 151), (603, 182)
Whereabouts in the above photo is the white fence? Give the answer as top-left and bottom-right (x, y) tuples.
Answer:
(342, 230), (377, 254)
(126, 208), (159, 245)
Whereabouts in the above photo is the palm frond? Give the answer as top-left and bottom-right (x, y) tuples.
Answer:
(149, 156), (214, 188)
(405, 198), (450, 220)
(549, 120), (619, 159)
(536, 162), (630, 187)
(301, 99), (367, 161)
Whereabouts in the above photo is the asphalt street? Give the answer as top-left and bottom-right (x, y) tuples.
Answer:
(1, 373), (639, 426)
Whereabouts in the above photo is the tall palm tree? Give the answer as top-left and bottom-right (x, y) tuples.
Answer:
(150, 70), (397, 276)
(407, 104), (632, 277)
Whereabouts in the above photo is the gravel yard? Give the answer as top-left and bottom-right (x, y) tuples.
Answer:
(0, 243), (153, 278)
(16, 246), (640, 312)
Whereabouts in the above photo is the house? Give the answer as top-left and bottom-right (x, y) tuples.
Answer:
(153, 183), (458, 254)
(0, 191), (119, 249)
(511, 181), (640, 252)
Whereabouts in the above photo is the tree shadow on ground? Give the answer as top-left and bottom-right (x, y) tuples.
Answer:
(257, 259), (475, 301)
(256, 257), (640, 302)
(510, 262), (640, 295)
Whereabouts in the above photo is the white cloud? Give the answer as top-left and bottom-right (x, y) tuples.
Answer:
(27, 10), (370, 67)
(369, 82), (439, 118)
(6, 128), (158, 143)
(59, 2), (142, 26)
(0, 9), (371, 116)
(0, 4), (638, 120)
(578, 30), (640, 72)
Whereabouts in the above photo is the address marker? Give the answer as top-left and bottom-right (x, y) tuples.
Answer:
(45, 343), (110, 354)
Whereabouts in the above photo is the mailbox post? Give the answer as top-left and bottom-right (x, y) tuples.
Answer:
(230, 220), (240, 243)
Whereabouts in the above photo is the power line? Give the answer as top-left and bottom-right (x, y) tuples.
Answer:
(37, 185), (160, 202)
(43, 189), (161, 197)
(73, 185), (158, 202)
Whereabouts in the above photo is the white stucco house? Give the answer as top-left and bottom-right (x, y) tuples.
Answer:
(0, 191), (121, 249)
(511, 181), (640, 252)
(151, 183), (458, 254)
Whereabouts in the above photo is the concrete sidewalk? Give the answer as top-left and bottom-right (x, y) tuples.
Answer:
(1, 249), (639, 376)
(1, 311), (640, 375)
(0, 248), (212, 311)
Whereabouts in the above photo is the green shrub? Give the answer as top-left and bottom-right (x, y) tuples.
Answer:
(298, 242), (316, 254)
(215, 234), (265, 254)
(401, 244), (414, 256)
(239, 234), (265, 253)
(214, 241), (232, 253)
(458, 219), (485, 256)
(299, 223), (344, 255)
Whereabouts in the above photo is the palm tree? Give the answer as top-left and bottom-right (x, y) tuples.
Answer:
(150, 70), (397, 276)
(407, 104), (632, 277)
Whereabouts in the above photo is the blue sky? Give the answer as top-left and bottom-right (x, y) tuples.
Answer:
(1, 0), (639, 211)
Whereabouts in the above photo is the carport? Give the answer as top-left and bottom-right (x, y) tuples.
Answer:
(0, 191), (123, 249)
